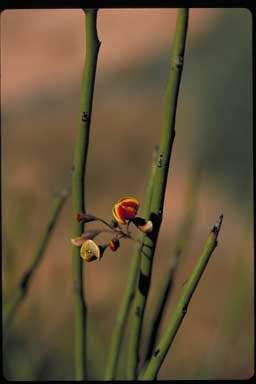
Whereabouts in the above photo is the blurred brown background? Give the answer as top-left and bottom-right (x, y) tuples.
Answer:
(2, 8), (253, 380)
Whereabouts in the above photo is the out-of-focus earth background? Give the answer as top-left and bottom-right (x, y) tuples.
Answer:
(1, 8), (253, 380)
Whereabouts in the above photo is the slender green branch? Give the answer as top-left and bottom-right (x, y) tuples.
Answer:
(104, 146), (158, 380)
(71, 9), (100, 380)
(3, 188), (69, 333)
(143, 165), (202, 364)
(195, 214), (252, 379)
(140, 214), (224, 380)
(143, 254), (178, 366)
(127, 9), (189, 379)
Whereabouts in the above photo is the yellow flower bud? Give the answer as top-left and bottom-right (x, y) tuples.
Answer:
(80, 239), (102, 262)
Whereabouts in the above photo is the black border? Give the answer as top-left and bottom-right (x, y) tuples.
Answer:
(0, 1), (254, 10)
(0, 2), (254, 383)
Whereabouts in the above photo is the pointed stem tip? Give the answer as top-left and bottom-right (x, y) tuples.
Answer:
(212, 213), (224, 236)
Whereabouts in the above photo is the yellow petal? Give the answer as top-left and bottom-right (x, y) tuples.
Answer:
(80, 240), (101, 262)
(112, 205), (126, 224)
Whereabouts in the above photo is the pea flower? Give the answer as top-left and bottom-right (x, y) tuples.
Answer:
(71, 196), (153, 264)
(80, 239), (107, 262)
(112, 197), (140, 224)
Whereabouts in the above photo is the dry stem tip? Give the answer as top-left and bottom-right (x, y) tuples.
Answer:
(212, 213), (224, 236)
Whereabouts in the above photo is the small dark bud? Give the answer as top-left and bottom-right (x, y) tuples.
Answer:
(76, 212), (97, 223)
(109, 238), (120, 252)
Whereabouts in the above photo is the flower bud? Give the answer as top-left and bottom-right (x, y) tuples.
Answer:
(76, 212), (97, 223)
(131, 217), (153, 233)
(138, 220), (153, 233)
(109, 238), (120, 252)
(71, 230), (103, 247)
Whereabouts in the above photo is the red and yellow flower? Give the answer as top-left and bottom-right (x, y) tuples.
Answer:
(112, 197), (140, 224)
(71, 196), (153, 263)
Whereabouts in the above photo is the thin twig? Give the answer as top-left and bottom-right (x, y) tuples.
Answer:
(3, 188), (69, 335)
(195, 212), (251, 379)
(127, 9), (189, 379)
(94, 217), (134, 239)
(71, 8), (100, 380)
(139, 214), (224, 380)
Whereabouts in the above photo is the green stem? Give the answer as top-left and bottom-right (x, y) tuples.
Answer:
(127, 8), (189, 379)
(104, 146), (158, 380)
(195, 215), (252, 379)
(3, 189), (69, 333)
(143, 164), (202, 364)
(71, 9), (100, 380)
(143, 254), (178, 365)
(140, 215), (224, 380)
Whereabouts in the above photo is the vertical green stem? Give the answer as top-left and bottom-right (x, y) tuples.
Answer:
(140, 215), (223, 380)
(127, 9), (189, 379)
(143, 254), (178, 365)
(3, 189), (69, 333)
(143, 164), (202, 364)
(71, 9), (100, 380)
(104, 146), (158, 380)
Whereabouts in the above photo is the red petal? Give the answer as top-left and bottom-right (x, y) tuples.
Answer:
(110, 239), (120, 251)
(123, 206), (137, 219)
(116, 205), (127, 221)
(120, 199), (139, 209)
